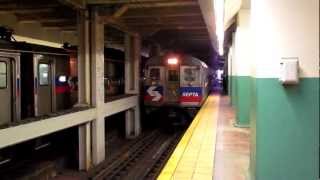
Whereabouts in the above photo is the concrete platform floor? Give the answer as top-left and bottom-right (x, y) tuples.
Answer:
(214, 96), (250, 180)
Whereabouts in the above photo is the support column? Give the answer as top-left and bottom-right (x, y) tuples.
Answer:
(90, 7), (105, 165)
(77, 10), (91, 106)
(124, 34), (141, 138)
(77, 10), (92, 171)
(233, 10), (251, 127)
(78, 123), (91, 170)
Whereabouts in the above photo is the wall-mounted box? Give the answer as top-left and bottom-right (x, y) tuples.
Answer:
(279, 57), (299, 85)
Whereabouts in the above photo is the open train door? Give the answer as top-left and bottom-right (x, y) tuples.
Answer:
(34, 55), (53, 116)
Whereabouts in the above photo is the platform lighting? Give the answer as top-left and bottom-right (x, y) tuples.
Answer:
(168, 58), (178, 65)
(214, 0), (225, 55)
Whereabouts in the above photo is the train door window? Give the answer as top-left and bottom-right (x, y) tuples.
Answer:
(39, 63), (49, 85)
(150, 68), (160, 80)
(0, 61), (7, 88)
(168, 70), (179, 81)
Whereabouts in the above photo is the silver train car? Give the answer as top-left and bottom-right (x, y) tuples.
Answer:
(143, 53), (210, 111)
(0, 40), (76, 127)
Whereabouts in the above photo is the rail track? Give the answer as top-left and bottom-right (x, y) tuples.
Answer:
(89, 130), (183, 180)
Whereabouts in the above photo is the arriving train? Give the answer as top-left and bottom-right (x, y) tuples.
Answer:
(143, 52), (211, 121)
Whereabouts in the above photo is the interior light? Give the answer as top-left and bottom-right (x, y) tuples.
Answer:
(59, 75), (67, 82)
(168, 58), (178, 65)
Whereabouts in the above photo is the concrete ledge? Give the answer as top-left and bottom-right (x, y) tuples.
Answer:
(0, 108), (96, 149)
(102, 95), (138, 117)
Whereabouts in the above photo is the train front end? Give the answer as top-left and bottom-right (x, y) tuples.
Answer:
(143, 54), (208, 108)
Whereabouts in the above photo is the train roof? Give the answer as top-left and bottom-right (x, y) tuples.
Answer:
(145, 53), (208, 68)
(0, 40), (69, 55)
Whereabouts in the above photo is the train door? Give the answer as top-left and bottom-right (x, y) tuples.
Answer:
(166, 67), (180, 103)
(0, 57), (12, 125)
(35, 55), (52, 116)
(180, 66), (202, 106)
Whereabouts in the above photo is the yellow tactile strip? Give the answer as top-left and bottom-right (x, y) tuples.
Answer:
(158, 95), (220, 180)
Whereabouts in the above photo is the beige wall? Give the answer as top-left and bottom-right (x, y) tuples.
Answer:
(251, 0), (319, 78)
(232, 9), (252, 76)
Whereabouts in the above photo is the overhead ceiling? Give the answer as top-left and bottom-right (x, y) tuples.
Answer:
(0, 0), (214, 61)
(95, 0), (213, 60)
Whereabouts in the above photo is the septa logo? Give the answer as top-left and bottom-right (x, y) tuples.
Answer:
(180, 87), (202, 102)
(144, 86), (163, 102)
(182, 92), (199, 97)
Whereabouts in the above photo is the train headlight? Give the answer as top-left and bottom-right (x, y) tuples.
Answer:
(167, 58), (178, 65)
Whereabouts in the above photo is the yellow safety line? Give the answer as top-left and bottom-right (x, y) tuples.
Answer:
(157, 95), (220, 180)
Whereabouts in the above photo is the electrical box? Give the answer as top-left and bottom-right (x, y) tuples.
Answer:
(279, 57), (299, 85)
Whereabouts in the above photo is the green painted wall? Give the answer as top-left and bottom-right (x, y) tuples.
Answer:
(231, 76), (238, 107)
(251, 78), (319, 180)
(235, 76), (252, 126)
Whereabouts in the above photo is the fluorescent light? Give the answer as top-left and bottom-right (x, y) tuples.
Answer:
(168, 58), (178, 65)
(214, 0), (225, 55)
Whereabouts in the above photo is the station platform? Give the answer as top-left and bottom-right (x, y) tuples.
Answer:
(157, 95), (250, 180)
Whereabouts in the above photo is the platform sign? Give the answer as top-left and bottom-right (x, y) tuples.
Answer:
(144, 85), (163, 102)
(180, 87), (202, 102)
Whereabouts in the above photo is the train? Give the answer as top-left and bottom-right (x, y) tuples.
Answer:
(143, 52), (211, 123)
(0, 40), (78, 126)
(0, 38), (126, 170)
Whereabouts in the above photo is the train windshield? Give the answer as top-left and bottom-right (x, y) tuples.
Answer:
(184, 67), (199, 82)
(149, 68), (160, 80)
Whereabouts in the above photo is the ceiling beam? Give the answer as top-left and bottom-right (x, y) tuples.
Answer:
(122, 6), (201, 17)
(0, 3), (59, 10)
(43, 26), (76, 31)
(123, 12), (202, 19)
(0, 8), (54, 14)
(102, 16), (136, 35)
(57, 0), (86, 9)
(126, 22), (204, 27)
(123, 16), (203, 24)
(87, 0), (171, 5)
(17, 16), (72, 23)
(126, 1), (197, 8)
(41, 21), (76, 28)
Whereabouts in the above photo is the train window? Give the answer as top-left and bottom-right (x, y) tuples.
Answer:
(0, 61), (7, 88)
(39, 63), (49, 85)
(150, 68), (160, 80)
(168, 70), (179, 81)
(184, 68), (196, 81)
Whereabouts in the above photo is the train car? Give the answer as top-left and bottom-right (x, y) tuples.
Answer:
(0, 40), (76, 126)
(143, 52), (210, 121)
